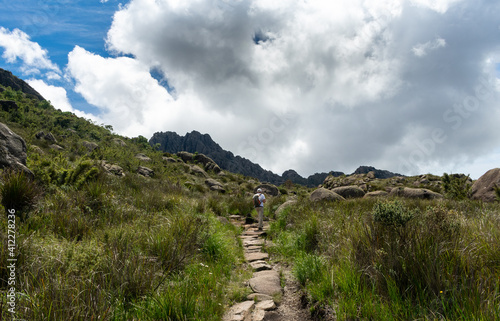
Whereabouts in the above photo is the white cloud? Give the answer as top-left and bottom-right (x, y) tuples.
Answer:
(64, 0), (500, 177)
(0, 27), (60, 74)
(27, 79), (98, 121)
(66, 45), (240, 138)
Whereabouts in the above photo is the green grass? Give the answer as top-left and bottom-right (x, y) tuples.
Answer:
(268, 197), (500, 320)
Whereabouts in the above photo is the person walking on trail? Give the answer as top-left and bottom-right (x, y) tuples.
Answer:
(253, 188), (266, 231)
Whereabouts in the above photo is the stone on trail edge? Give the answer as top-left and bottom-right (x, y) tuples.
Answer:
(224, 215), (282, 321)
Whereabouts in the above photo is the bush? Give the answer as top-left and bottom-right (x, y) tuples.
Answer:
(372, 200), (415, 227)
(0, 170), (40, 217)
(442, 173), (471, 200)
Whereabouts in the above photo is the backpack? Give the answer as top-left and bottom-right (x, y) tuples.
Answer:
(253, 194), (261, 207)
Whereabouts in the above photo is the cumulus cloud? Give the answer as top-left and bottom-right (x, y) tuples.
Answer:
(27, 79), (98, 121)
(0, 27), (60, 74)
(64, 0), (500, 178)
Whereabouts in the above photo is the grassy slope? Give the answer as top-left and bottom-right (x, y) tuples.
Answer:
(0, 86), (257, 320)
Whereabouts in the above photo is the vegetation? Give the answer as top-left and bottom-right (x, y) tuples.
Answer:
(268, 197), (500, 320)
(1, 85), (499, 320)
(0, 86), (254, 320)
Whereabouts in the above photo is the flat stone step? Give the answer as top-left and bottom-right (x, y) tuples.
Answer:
(223, 300), (254, 321)
(245, 252), (269, 262)
(243, 239), (264, 247)
(247, 293), (273, 302)
(249, 270), (282, 296)
(250, 261), (273, 272)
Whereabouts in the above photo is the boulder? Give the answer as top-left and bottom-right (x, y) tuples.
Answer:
(101, 161), (125, 177)
(193, 153), (221, 173)
(49, 144), (64, 151)
(0, 122), (33, 177)
(35, 131), (57, 143)
(331, 185), (366, 199)
(255, 184), (279, 196)
(135, 153), (151, 161)
(190, 165), (208, 177)
(249, 270), (282, 296)
(390, 187), (443, 200)
(364, 190), (389, 198)
(470, 168), (500, 202)
(205, 178), (225, 193)
(82, 141), (99, 152)
(310, 187), (345, 202)
(177, 151), (194, 162)
(275, 199), (297, 216)
(113, 138), (126, 147)
(162, 157), (178, 163)
(137, 166), (154, 177)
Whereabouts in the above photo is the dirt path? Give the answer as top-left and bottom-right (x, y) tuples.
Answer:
(223, 215), (313, 321)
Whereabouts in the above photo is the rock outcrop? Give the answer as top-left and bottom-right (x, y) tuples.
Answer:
(470, 168), (500, 202)
(331, 185), (366, 199)
(255, 184), (280, 197)
(0, 68), (45, 100)
(310, 187), (345, 202)
(389, 187), (443, 200)
(0, 122), (33, 177)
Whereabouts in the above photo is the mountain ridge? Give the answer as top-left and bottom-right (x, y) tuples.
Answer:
(150, 130), (402, 186)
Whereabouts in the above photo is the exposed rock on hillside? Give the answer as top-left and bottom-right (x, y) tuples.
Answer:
(0, 100), (19, 112)
(150, 131), (282, 184)
(331, 185), (366, 199)
(310, 188), (345, 202)
(364, 190), (389, 198)
(255, 184), (280, 197)
(0, 68), (45, 100)
(137, 166), (154, 177)
(35, 131), (57, 143)
(470, 168), (500, 202)
(0, 122), (33, 177)
(389, 187), (443, 200)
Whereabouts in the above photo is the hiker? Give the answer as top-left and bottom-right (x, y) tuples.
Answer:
(253, 188), (266, 230)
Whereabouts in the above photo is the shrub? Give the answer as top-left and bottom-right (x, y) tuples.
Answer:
(372, 200), (415, 227)
(442, 173), (471, 200)
(0, 170), (40, 217)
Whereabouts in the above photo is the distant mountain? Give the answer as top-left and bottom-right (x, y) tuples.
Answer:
(149, 131), (342, 186)
(0, 68), (45, 101)
(352, 165), (402, 179)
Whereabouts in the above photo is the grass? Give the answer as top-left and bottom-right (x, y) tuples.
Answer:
(268, 197), (500, 320)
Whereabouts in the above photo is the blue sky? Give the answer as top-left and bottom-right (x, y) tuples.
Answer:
(0, 0), (499, 178)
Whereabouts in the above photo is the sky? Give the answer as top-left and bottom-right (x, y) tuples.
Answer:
(1, 0), (499, 179)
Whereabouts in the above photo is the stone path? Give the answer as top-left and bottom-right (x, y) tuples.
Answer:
(223, 215), (282, 321)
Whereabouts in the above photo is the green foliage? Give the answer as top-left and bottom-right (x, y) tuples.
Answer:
(294, 252), (325, 286)
(442, 173), (471, 200)
(0, 170), (40, 217)
(372, 200), (415, 227)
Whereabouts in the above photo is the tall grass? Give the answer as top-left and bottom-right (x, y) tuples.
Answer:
(268, 197), (500, 320)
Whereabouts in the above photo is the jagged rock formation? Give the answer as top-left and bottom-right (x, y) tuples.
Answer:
(0, 68), (45, 100)
(150, 131), (283, 184)
(150, 131), (343, 186)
